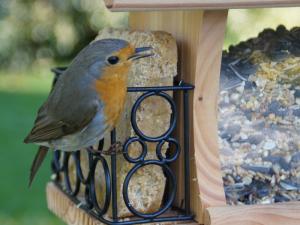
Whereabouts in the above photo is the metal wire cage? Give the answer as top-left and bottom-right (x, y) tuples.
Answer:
(50, 67), (194, 224)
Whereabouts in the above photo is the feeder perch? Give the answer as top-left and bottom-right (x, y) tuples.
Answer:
(46, 1), (300, 225)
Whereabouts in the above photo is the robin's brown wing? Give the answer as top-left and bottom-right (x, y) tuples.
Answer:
(28, 145), (48, 187)
(24, 101), (98, 143)
(24, 39), (120, 144)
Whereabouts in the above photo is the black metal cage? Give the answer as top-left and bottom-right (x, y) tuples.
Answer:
(50, 67), (194, 224)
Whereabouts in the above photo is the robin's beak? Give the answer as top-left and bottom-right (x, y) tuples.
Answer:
(128, 47), (153, 61)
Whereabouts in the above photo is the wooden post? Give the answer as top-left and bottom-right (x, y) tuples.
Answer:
(129, 9), (228, 223)
(129, 11), (205, 221)
(193, 9), (228, 212)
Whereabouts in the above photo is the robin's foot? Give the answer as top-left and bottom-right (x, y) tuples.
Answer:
(87, 146), (101, 155)
(102, 142), (123, 155)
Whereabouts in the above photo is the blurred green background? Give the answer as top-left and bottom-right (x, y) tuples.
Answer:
(0, 1), (299, 224)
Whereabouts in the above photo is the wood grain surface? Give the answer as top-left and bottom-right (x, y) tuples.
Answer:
(47, 182), (102, 225)
(192, 9), (228, 214)
(205, 202), (300, 225)
(104, 0), (300, 11)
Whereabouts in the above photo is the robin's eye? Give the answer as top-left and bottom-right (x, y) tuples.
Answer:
(107, 56), (119, 65)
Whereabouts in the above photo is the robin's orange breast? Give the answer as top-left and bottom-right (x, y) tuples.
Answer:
(94, 64), (130, 127)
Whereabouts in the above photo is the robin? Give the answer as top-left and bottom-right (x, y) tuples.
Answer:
(24, 39), (152, 186)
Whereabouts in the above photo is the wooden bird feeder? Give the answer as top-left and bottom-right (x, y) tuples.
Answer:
(46, 1), (300, 225)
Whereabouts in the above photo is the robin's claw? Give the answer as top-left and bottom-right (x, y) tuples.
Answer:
(102, 142), (123, 155)
(87, 146), (102, 155)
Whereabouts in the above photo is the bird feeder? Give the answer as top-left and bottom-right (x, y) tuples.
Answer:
(46, 1), (300, 225)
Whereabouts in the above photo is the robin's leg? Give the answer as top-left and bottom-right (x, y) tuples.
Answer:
(102, 142), (123, 155)
(87, 146), (102, 155)
(87, 139), (105, 155)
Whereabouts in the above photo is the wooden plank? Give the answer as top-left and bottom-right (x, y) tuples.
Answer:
(104, 0), (300, 11)
(192, 9), (228, 213)
(47, 182), (102, 225)
(129, 9), (228, 223)
(204, 202), (300, 225)
(46, 182), (198, 225)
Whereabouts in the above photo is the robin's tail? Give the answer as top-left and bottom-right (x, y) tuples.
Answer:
(29, 146), (48, 187)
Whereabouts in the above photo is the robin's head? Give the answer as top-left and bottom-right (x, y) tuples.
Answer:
(101, 39), (153, 65)
(72, 39), (152, 79)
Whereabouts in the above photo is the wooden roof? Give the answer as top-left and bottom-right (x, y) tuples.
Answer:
(104, 0), (300, 11)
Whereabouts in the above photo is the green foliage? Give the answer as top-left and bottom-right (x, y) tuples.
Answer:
(0, 0), (127, 71)
(1, 2), (299, 71)
(225, 8), (300, 49)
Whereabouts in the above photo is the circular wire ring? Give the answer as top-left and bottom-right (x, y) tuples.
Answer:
(89, 155), (111, 216)
(156, 138), (180, 163)
(63, 152), (81, 196)
(131, 91), (177, 142)
(51, 150), (64, 173)
(73, 151), (92, 185)
(98, 139), (104, 151)
(123, 137), (147, 163)
(84, 185), (93, 210)
(123, 161), (176, 219)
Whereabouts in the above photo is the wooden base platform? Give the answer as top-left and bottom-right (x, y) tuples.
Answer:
(47, 182), (300, 225)
(46, 182), (198, 225)
(204, 201), (300, 225)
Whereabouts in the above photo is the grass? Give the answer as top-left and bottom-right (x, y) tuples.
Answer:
(0, 68), (65, 225)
